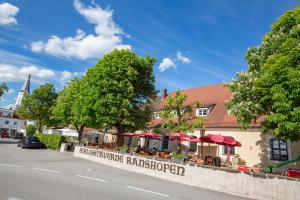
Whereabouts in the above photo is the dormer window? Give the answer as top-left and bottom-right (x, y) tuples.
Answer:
(153, 111), (161, 119)
(196, 108), (209, 116)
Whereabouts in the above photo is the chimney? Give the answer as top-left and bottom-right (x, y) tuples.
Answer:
(162, 89), (168, 99)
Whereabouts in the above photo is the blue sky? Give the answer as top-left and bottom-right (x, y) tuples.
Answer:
(0, 0), (299, 108)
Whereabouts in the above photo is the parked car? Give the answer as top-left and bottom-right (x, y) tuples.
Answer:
(0, 131), (10, 138)
(18, 136), (41, 149)
(10, 132), (24, 139)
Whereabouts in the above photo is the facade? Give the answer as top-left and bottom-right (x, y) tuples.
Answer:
(0, 108), (25, 130)
(0, 75), (30, 132)
(149, 84), (300, 170)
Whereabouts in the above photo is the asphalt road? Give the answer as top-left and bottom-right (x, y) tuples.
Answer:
(0, 139), (250, 200)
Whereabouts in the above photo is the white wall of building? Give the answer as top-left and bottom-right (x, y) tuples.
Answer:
(0, 116), (25, 130)
(43, 128), (78, 137)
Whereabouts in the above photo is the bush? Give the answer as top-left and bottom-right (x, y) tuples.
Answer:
(171, 152), (185, 159)
(26, 125), (37, 136)
(34, 133), (66, 150)
(119, 145), (129, 152)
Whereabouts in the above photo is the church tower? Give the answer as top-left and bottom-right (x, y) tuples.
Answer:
(14, 75), (30, 110)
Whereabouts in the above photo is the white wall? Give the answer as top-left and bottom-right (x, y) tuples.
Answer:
(0, 116), (25, 130)
(74, 147), (300, 200)
(43, 128), (78, 137)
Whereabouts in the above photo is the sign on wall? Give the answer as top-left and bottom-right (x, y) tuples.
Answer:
(78, 147), (185, 176)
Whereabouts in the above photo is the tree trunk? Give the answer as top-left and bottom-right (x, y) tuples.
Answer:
(116, 123), (124, 147)
(75, 125), (84, 144)
(37, 122), (42, 133)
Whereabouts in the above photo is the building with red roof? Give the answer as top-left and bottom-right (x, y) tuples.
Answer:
(149, 83), (300, 169)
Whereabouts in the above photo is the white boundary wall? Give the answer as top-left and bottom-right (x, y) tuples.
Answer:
(74, 146), (300, 200)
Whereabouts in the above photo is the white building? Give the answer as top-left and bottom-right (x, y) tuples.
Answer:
(0, 75), (30, 132)
(0, 108), (26, 130)
(14, 75), (30, 110)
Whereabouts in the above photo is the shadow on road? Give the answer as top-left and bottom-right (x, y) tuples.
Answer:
(0, 139), (19, 144)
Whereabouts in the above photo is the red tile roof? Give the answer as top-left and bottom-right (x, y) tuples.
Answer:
(150, 83), (262, 128)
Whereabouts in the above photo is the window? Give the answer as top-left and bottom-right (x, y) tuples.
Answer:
(189, 136), (197, 152)
(153, 112), (161, 119)
(270, 139), (288, 161)
(7, 113), (11, 117)
(223, 146), (235, 155)
(14, 122), (18, 126)
(196, 108), (209, 116)
(5, 120), (9, 125)
(162, 136), (169, 150)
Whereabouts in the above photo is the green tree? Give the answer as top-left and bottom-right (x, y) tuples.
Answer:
(84, 49), (156, 137)
(0, 82), (8, 99)
(17, 83), (57, 132)
(161, 91), (205, 133)
(52, 78), (94, 143)
(26, 124), (37, 136)
(226, 5), (300, 141)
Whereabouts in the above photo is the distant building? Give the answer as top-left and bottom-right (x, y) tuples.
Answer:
(0, 108), (25, 130)
(0, 75), (30, 132)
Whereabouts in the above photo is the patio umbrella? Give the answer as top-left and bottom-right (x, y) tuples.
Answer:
(114, 133), (138, 147)
(223, 137), (241, 161)
(138, 132), (162, 150)
(165, 132), (192, 138)
(168, 137), (192, 142)
(199, 134), (241, 160)
(165, 132), (192, 153)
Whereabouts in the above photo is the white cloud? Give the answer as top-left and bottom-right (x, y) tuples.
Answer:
(0, 63), (56, 83)
(0, 49), (42, 66)
(59, 70), (81, 85)
(7, 89), (15, 94)
(30, 0), (130, 60)
(0, 3), (19, 26)
(0, 63), (81, 87)
(159, 58), (176, 72)
(176, 52), (191, 63)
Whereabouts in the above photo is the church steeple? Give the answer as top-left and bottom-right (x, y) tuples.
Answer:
(14, 75), (31, 110)
(21, 74), (30, 94)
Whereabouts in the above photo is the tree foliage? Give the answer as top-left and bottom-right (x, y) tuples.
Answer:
(226, 5), (300, 141)
(26, 124), (37, 136)
(161, 91), (204, 133)
(52, 78), (94, 142)
(83, 49), (156, 134)
(0, 82), (8, 99)
(17, 83), (57, 132)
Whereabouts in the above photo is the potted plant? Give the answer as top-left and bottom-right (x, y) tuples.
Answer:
(119, 145), (129, 153)
(171, 152), (185, 163)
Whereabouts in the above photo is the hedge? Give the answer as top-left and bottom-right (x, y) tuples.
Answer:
(26, 125), (37, 136)
(34, 133), (66, 150)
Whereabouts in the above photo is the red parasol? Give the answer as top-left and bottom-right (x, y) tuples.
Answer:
(168, 137), (191, 142)
(137, 132), (162, 150)
(165, 132), (192, 138)
(199, 134), (241, 160)
(138, 132), (162, 139)
(164, 132), (192, 153)
(113, 133), (140, 147)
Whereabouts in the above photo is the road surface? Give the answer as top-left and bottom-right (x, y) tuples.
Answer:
(0, 139), (250, 200)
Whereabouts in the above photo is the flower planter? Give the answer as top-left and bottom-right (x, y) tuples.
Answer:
(119, 149), (128, 154)
(171, 157), (184, 163)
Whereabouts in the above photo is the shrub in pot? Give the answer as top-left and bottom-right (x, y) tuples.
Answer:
(171, 152), (185, 163)
(119, 146), (129, 153)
